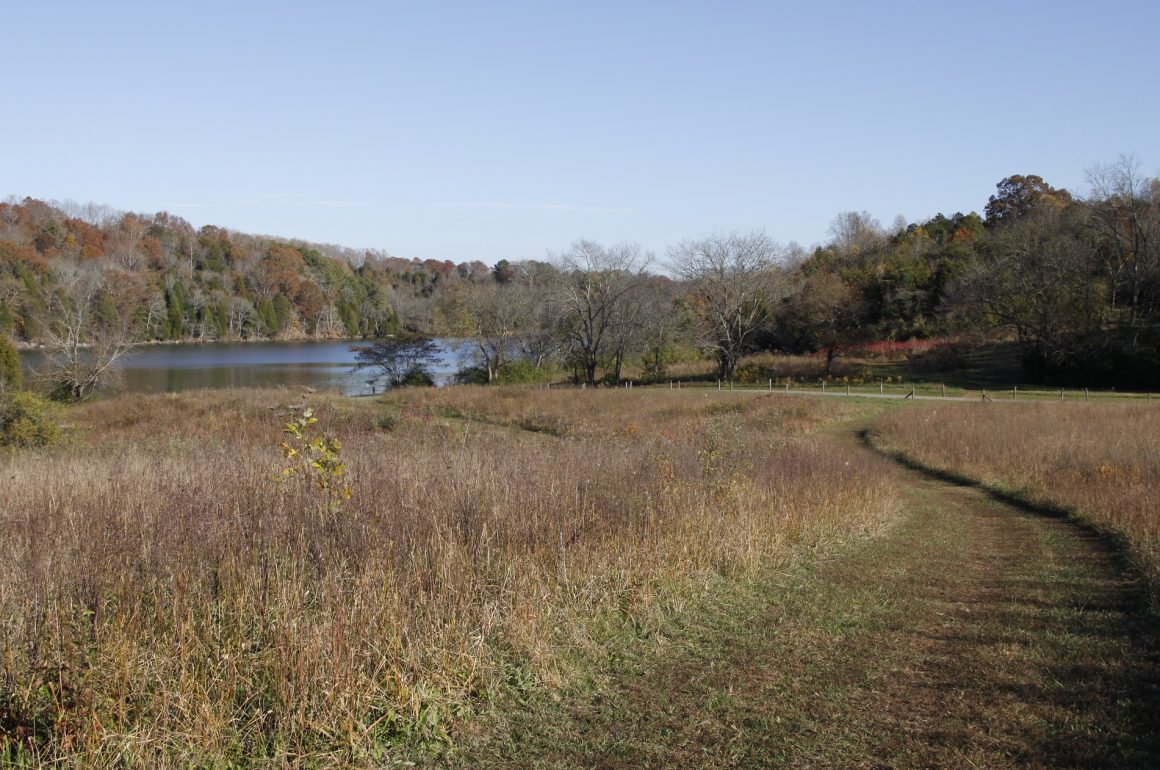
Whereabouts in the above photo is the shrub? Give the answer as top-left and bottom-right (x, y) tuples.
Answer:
(734, 360), (777, 384)
(495, 359), (548, 385)
(455, 360), (549, 386)
(0, 391), (60, 447)
(0, 335), (20, 391)
(400, 366), (436, 387)
(454, 365), (490, 385)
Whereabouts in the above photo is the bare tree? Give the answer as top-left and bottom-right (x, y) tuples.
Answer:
(553, 240), (652, 385)
(136, 290), (166, 340)
(37, 263), (136, 400)
(437, 282), (535, 382)
(315, 303), (345, 338)
(228, 296), (256, 338)
(828, 211), (884, 254)
(1086, 155), (1159, 344)
(667, 230), (791, 380)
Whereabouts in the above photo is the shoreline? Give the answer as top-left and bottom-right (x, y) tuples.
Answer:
(13, 334), (370, 352)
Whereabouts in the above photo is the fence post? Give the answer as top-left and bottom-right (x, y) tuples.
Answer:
(880, 381), (884, 395)
(940, 383), (945, 398)
(822, 380), (826, 393)
(1085, 387), (1089, 401)
(785, 382), (789, 393)
(718, 380), (721, 391)
(769, 378), (772, 391)
(1014, 385), (1017, 401)
(1060, 387), (1064, 402)
(846, 383), (850, 396)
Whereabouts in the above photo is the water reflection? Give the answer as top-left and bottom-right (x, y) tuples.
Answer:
(20, 340), (461, 396)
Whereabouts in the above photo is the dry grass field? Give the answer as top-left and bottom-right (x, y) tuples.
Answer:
(872, 402), (1160, 598)
(0, 386), (896, 768)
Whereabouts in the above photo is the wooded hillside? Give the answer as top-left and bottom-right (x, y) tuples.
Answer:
(3, 156), (1157, 389)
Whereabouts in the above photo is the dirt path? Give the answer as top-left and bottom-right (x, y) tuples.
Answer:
(445, 425), (1160, 769)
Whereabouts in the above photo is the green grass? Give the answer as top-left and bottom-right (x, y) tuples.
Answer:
(656, 343), (1160, 402)
(644, 378), (1157, 403)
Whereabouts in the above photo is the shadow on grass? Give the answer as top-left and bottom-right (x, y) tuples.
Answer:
(861, 427), (1160, 768)
(858, 428), (1144, 578)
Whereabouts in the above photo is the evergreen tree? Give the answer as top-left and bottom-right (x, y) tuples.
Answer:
(0, 336), (22, 391)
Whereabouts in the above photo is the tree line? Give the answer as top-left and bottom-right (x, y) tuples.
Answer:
(1, 154), (1157, 398)
(431, 157), (1159, 389)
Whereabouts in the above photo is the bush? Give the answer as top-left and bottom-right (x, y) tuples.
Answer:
(0, 335), (21, 391)
(454, 360), (549, 386)
(0, 391), (60, 447)
(400, 366), (436, 387)
(454, 365), (489, 385)
(495, 359), (549, 385)
(734, 360), (778, 384)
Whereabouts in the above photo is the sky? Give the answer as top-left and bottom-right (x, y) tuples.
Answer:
(4, 1), (1158, 264)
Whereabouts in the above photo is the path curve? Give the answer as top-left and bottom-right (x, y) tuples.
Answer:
(447, 422), (1160, 769)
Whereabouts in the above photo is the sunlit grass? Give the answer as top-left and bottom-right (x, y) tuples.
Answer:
(872, 402), (1160, 598)
(0, 386), (897, 767)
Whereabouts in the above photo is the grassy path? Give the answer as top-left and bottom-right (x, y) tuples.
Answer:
(442, 423), (1160, 769)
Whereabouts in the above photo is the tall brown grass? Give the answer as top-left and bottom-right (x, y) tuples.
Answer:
(0, 387), (896, 767)
(873, 402), (1160, 595)
(665, 352), (867, 383)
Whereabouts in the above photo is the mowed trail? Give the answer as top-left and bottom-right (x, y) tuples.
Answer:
(449, 424), (1160, 769)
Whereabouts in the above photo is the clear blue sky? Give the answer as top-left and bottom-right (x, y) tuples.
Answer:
(4, 1), (1158, 264)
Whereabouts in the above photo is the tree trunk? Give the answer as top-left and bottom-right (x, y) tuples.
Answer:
(717, 351), (734, 381)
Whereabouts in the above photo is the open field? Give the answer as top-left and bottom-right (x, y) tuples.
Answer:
(871, 401), (1160, 602)
(0, 387), (896, 767)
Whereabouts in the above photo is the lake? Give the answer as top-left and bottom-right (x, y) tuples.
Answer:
(20, 340), (464, 396)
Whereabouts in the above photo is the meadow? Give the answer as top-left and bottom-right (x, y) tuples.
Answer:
(872, 401), (1160, 600)
(0, 386), (896, 768)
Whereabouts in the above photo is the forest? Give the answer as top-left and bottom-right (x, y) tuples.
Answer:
(1, 156), (1157, 395)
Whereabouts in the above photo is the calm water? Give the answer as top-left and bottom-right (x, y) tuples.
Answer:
(20, 340), (462, 396)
